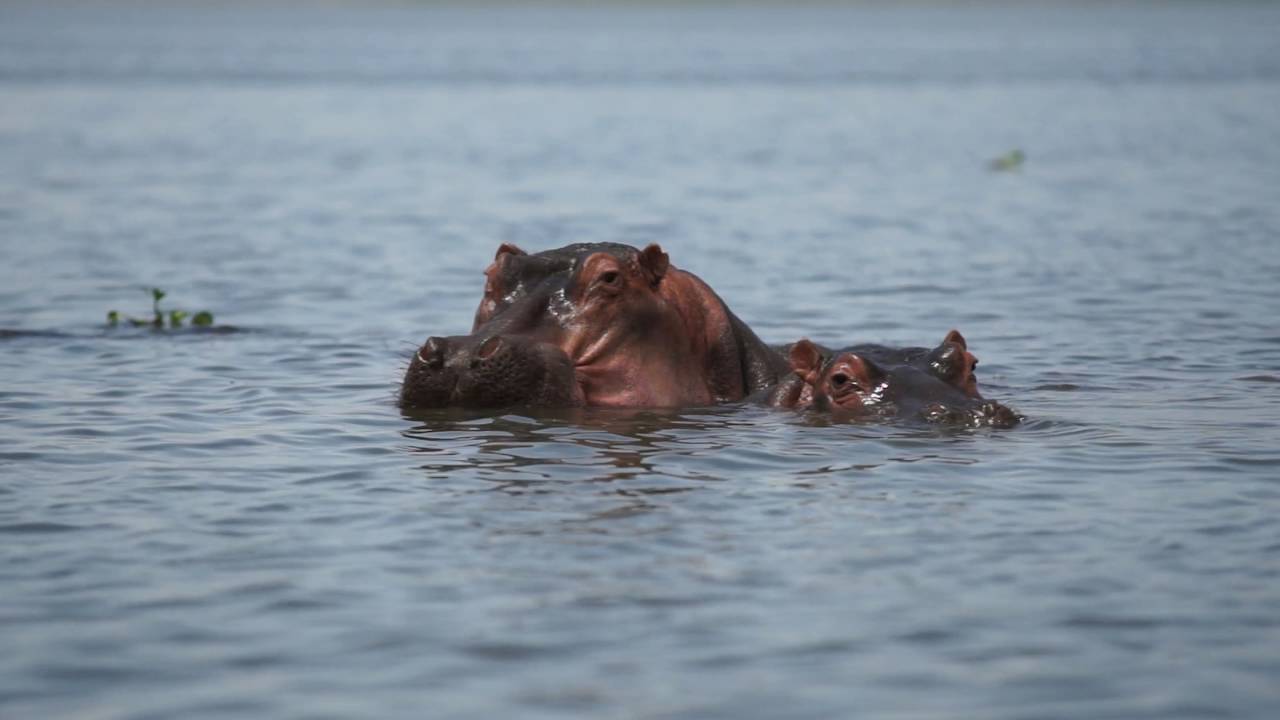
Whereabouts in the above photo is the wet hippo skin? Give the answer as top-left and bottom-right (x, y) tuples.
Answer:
(401, 242), (789, 409)
(762, 330), (1019, 428)
(400, 333), (583, 409)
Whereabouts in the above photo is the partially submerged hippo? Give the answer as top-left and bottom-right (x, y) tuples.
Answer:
(763, 330), (1019, 427)
(400, 242), (788, 409)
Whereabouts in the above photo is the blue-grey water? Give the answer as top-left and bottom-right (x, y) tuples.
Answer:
(2, 1), (1279, 718)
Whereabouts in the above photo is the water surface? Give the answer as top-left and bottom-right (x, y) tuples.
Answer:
(2, 2), (1279, 718)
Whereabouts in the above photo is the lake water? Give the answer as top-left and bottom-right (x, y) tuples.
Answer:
(3, 1), (1279, 717)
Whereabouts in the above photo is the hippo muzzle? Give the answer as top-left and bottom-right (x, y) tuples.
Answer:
(400, 334), (583, 409)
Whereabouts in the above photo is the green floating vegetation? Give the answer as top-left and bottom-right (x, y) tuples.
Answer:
(989, 148), (1026, 172)
(107, 288), (215, 330)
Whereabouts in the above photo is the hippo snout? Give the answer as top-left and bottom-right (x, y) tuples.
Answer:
(412, 335), (506, 372)
(400, 334), (583, 410)
(401, 336), (464, 408)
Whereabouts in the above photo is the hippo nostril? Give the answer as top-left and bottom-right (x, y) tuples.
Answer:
(476, 336), (504, 361)
(420, 337), (446, 370)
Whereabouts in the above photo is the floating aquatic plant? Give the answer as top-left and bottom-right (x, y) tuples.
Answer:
(107, 288), (215, 329)
(989, 149), (1026, 172)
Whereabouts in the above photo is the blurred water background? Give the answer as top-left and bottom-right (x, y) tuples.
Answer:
(2, 1), (1279, 718)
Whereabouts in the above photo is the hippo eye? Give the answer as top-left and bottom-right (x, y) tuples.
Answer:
(830, 373), (849, 388)
(601, 271), (619, 284)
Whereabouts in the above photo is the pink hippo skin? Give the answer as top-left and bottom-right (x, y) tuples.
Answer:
(401, 242), (788, 409)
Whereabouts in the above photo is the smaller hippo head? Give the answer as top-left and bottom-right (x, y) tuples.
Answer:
(789, 339), (887, 414)
(785, 335), (1019, 427)
(926, 329), (981, 398)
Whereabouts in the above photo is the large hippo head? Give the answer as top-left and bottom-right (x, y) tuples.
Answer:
(401, 242), (787, 409)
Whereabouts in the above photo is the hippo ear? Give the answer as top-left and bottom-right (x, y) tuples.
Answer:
(929, 342), (964, 380)
(494, 243), (527, 261)
(943, 329), (967, 351)
(789, 339), (823, 385)
(638, 244), (669, 286)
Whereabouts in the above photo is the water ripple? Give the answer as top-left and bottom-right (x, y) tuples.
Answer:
(2, 2), (1280, 718)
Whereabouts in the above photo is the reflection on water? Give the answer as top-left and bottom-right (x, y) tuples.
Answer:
(3, 1), (1280, 718)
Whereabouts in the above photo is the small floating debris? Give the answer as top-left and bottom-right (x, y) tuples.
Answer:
(988, 148), (1026, 172)
(107, 288), (215, 330)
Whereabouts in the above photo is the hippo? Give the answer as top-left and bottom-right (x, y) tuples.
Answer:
(762, 331), (1019, 428)
(400, 242), (789, 409)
